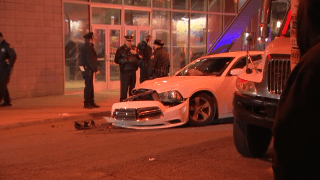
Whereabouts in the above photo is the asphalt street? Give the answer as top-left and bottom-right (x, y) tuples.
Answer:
(0, 118), (274, 180)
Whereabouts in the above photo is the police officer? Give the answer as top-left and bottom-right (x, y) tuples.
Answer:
(115, 35), (140, 102)
(0, 32), (17, 107)
(79, 32), (100, 109)
(150, 39), (170, 79)
(137, 35), (152, 83)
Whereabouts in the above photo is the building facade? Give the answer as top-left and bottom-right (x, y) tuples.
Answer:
(1, 0), (253, 99)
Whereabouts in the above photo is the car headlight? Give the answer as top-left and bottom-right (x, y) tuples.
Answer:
(235, 77), (257, 96)
(158, 90), (183, 103)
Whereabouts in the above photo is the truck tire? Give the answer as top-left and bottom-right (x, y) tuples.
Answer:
(233, 118), (272, 158)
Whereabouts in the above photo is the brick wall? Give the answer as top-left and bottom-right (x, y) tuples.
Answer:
(0, 0), (64, 99)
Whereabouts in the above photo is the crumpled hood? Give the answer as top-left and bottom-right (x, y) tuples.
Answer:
(135, 76), (221, 95)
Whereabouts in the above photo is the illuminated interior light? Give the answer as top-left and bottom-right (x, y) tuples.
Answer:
(276, 21), (281, 28)
(181, 17), (189, 21)
(244, 32), (249, 38)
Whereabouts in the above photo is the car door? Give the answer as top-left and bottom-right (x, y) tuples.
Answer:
(215, 54), (262, 117)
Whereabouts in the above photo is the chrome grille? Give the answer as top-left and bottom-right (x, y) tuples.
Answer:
(113, 107), (163, 121)
(113, 108), (137, 121)
(268, 59), (291, 95)
(136, 107), (163, 121)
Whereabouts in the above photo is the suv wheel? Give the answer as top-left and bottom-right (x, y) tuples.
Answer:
(233, 118), (272, 158)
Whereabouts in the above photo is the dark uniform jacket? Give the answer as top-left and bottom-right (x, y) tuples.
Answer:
(137, 41), (152, 67)
(150, 47), (170, 77)
(115, 44), (139, 72)
(0, 40), (16, 82)
(273, 42), (320, 176)
(79, 42), (98, 72)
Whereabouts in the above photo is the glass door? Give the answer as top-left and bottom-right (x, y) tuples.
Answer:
(108, 28), (121, 89)
(92, 25), (121, 90)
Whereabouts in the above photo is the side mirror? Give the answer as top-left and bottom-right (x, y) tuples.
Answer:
(259, 24), (270, 38)
(243, 32), (256, 46)
(230, 68), (243, 76)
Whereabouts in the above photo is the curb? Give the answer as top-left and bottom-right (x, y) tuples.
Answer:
(0, 111), (111, 130)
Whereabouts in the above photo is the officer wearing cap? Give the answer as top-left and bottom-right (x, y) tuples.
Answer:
(79, 32), (100, 109)
(0, 32), (17, 107)
(137, 35), (152, 83)
(150, 39), (170, 79)
(114, 34), (140, 102)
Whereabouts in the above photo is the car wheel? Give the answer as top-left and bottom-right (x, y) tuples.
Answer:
(188, 93), (216, 126)
(233, 117), (272, 158)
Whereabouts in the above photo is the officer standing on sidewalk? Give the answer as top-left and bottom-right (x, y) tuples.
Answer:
(0, 32), (17, 107)
(150, 39), (170, 79)
(115, 34), (140, 102)
(79, 32), (100, 109)
(137, 35), (152, 83)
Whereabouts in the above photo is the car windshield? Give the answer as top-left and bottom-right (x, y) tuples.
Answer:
(175, 57), (234, 76)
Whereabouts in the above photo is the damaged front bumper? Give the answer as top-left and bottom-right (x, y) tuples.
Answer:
(104, 90), (189, 129)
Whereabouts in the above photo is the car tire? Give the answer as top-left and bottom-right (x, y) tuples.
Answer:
(233, 118), (272, 158)
(188, 93), (216, 126)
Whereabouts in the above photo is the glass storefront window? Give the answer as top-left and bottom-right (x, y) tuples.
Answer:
(153, 0), (170, 9)
(110, 30), (121, 81)
(64, 3), (89, 92)
(173, 0), (189, 10)
(225, 0), (237, 13)
(125, 10), (150, 26)
(209, 0), (222, 12)
(93, 29), (106, 82)
(124, 0), (151, 7)
(224, 15), (235, 30)
(153, 11), (171, 72)
(208, 14), (222, 52)
(190, 13), (206, 62)
(238, 0), (247, 10)
(92, 7), (121, 25)
(91, 0), (121, 5)
(61, 0), (256, 92)
(191, 0), (207, 12)
(172, 12), (189, 73)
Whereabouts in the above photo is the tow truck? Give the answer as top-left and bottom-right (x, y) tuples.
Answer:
(232, 0), (293, 157)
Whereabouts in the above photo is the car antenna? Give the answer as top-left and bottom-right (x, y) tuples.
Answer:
(245, 33), (261, 74)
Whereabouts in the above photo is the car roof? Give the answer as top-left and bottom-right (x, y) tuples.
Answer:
(202, 51), (263, 59)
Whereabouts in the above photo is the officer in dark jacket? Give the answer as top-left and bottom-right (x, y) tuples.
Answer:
(115, 35), (140, 102)
(79, 32), (100, 109)
(0, 32), (16, 107)
(150, 39), (170, 79)
(137, 35), (152, 83)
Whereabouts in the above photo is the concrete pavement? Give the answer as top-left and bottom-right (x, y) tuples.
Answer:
(0, 89), (120, 129)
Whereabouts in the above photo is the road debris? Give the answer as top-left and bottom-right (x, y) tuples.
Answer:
(74, 119), (95, 130)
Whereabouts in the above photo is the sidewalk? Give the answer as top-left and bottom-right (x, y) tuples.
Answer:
(0, 89), (120, 129)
